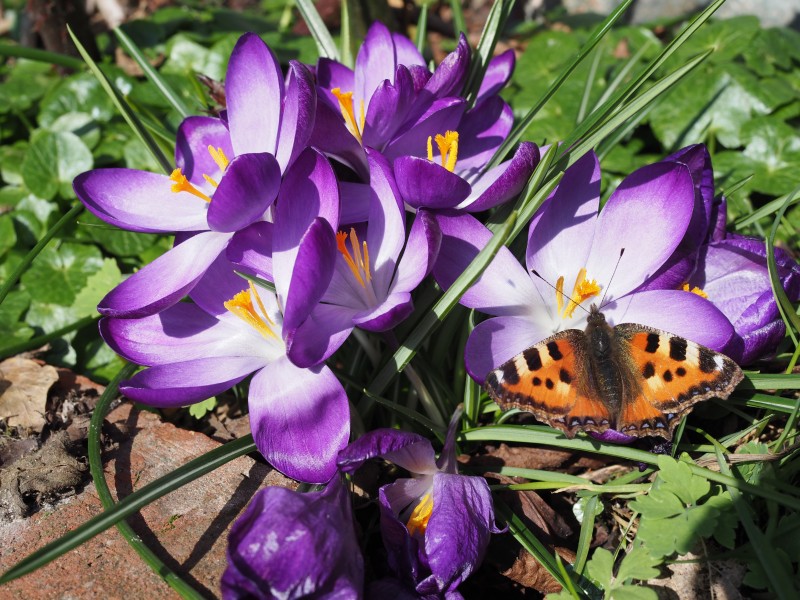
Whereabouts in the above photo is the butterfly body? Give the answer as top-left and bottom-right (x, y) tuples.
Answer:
(484, 305), (743, 439)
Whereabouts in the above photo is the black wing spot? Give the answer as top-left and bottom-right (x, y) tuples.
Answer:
(699, 348), (718, 373)
(547, 341), (563, 361)
(669, 337), (688, 361)
(559, 368), (572, 384)
(501, 362), (520, 385)
(645, 333), (660, 353)
(533, 377), (542, 386)
(642, 362), (655, 379)
(663, 369), (673, 382)
(524, 347), (542, 371)
(676, 367), (686, 377)
(545, 378), (554, 390)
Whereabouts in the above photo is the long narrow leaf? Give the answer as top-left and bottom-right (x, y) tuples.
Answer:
(68, 27), (172, 174)
(0, 315), (98, 359)
(1, 434), (257, 584)
(765, 184), (800, 343)
(87, 364), (204, 598)
(0, 43), (85, 70)
(295, 0), (340, 61)
(114, 27), (191, 119)
(487, 0), (634, 169)
(0, 203), (84, 307)
(463, 0), (515, 104)
(449, 0), (466, 39)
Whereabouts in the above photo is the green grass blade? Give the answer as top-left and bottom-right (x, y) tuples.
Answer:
(0, 434), (256, 584)
(362, 211), (517, 402)
(87, 364), (205, 598)
(577, 43), (604, 124)
(715, 446), (799, 599)
(340, 0), (355, 68)
(463, 0), (515, 104)
(560, 0), (726, 154)
(734, 188), (799, 229)
(295, 0), (340, 61)
(0, 203), (84, 307)
(68, 27), (172, 174)
(743, 373), (800, 390)
(559, 51), (709, 170)
(416, 2), (430, 54)
(113, 27), (191, 119)
(449, 0), (466, 39)
(0, 315), (99, 359)
(574, 495), (599, 575)
(487, 0), (634, 169)
(765, 184), (800, 343)
(0, 43), (85, 70)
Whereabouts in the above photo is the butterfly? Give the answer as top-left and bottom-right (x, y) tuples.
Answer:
(484, 304), (744, 439)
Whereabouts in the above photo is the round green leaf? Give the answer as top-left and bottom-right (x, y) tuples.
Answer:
(20, 242), (104, 305)
(21, 130), (93, 200)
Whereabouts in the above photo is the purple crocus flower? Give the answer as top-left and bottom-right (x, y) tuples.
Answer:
(687, 207), (800, 364)
(433, 150), (736, 383)
(275, 149), (441, 368)
(222, 476), (363, 599)
(338, 412), (498, 597)
(100, 254), (349, 484)
(73, 32), (315, 318)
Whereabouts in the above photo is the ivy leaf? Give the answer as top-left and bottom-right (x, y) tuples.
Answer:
(20, 242), (104, 306)
(21, 130), (93, 200)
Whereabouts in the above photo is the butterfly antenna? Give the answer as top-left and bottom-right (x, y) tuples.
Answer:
(530, 269), (591, 315)
(598, 248), (625, 309)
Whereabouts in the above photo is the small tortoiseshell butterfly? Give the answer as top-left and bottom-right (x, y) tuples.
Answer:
(484, 304), (744, 439)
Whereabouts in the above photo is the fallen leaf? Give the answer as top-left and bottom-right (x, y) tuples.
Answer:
(0, 357), (59, 431)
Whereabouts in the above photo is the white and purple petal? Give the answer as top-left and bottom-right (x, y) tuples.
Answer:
(206, 153), (280, 232)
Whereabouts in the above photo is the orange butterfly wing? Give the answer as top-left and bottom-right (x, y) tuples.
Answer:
(484, 330), (613, 437)
(613, 325), (744, 439)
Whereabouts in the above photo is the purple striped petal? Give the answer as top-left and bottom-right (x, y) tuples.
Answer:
(454, 96), (515, 178)
(459, 141), (539, 212)
(586, 162), (694, 300)
(338, 428), (435, 475)
(339, 181), (371, 224)
(74, 169), (209, 233)
(98, 231), (230, 318)
(248, 357), (350, 484)
(284, 302), (354, 368)
(391, 209), (441, 295)
(477, 49), (515, 103)
(316, 58), (354, 96)
(175, 116), (232, 186)
(189, 250), (259, 318)
(353, 291), (413, 331)
(363, 65), (416, 149)
(226, 33), (283, 155)
(465, 315), (551, 383)
(393, 157), (471, 209)
(207, 153), (280, 232)
(120, 356), (264, 406)
(308, 100), (369, 178)
(226, 221), (273, 280)
(275, 61), (317, 172)
(421, 34), (470, 99)
(382, 97), (467, 161)
(433, 212), (537, 316)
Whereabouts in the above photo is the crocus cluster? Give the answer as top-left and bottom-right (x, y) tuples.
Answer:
(73, 22), (800, 599)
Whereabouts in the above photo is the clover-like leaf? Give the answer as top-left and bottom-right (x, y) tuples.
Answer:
(615, 546), (661, 584)
(585, 547), (615, 591)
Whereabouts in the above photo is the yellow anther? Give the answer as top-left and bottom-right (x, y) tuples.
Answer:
(203, 174), (219, 189)
(170, 168), (212, 203)
(224, 282), (278, 340)
(406, 493), (434, 538)
(331, 87), (364, 144)
(681, 283), (708, 299)
(435, 131), (459, 171)
(556, 276), (565, 316)
(561, 268), (600, 319)
(336, 230), (366, 287)
(208, 145), (230, 172)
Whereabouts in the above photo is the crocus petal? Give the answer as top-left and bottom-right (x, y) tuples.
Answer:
(226, 221), (274, 281)
(458, 141), (539, 212)
(363, 65), (417, 149)
(248, 357), (350, 483)
(526, 150), (600, 284)
(206, 153), (280, 232)
(381, 477), (433, 517)
(377, 486), (424, 588)
(225, 33), (284, 155)
(419, 473), (494, 596)
(189, 250), (260, 318)
(338, 428), (437, 475)
(74, 169), (208, 233)
(275, 61), (317, 172)
(99, 305), (263, 366)
(586, 162), (694, 299)
(284, 302), (354, 368)
(308, 101), (369, 179)
(98, 231), (230, 318)
(339, 181), (371, 224)
(391, 209), (441, 295)
(393, 157), (471, 209)
(175, 116), (232, 186)
(316, 58), (355, 97)
(666, 144), (714, 246)
(465, 315), (552, 383)
(607, 289), (734, 351)
(353, 291), (413, 332)
(453, 97), (515, 179)
(433, 212), (538, 317)
(222, 478), (363, 600)
(382, 97), (467, 162)
(476, 49), (515, 103)
(281, 217), (337, 335)
(420, 34), (470, 100)
(120, 356), (264, 406)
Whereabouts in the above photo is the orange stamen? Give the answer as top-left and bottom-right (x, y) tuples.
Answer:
(331, 88), (364, 144)
(170, 168), (212, 203)
(407, 493), (434, 537)
(224, 282), (278, 340)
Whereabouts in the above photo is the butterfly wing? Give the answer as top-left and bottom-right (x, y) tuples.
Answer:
(613, 324), (744, 439)
(484, 330), (613, 438)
